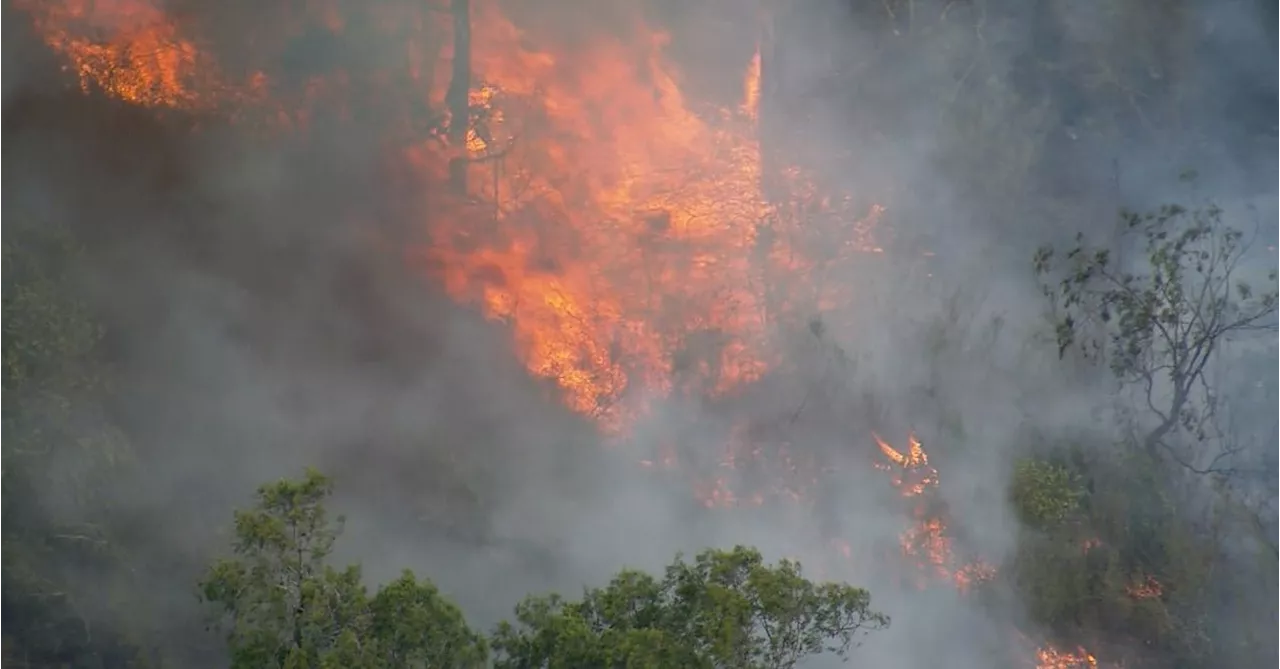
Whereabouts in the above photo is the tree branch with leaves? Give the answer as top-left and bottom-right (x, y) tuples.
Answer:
(1034, 199), (1277, 474)
(492, 545), (888, 669)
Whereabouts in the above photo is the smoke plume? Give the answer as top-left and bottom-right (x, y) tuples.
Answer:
(3, 0), (1274, 667)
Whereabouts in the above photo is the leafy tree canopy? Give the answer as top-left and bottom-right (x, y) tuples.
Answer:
(199, 470), (488, 669)
(491, 545), (888, 669)
(201, 471), (888, 669)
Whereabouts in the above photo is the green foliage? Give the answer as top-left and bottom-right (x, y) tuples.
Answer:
(200, 471), (487, 669)
(491, 545), (888, 669)
(1010, 459), (1082, 528)
(1012, 446), (1218, 664)
(2, 220), (128, 497)
(204, 476), (887, 669)
(1034, 199), (1278, 469)
(2, 219), (148, 667)
(368, 571), (490, 668)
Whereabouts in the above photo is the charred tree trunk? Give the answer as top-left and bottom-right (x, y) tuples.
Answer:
(445, 0), (472, 194)
(445, 0), (472, 144)
(757, 5), (786, 206)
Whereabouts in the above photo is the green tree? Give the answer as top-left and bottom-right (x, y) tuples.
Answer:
(1033, 198), (1278, 473)
(2, 218), (146, 666)
(1010, 447), (1216, 665)
(1010, 459), (1082, 528)
(491, 545), (888, 669)
(200, 470), (486, 669)
(367, 571), (489, 668)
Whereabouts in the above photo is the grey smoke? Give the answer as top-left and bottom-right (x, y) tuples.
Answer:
(4, 1), (1275, 667)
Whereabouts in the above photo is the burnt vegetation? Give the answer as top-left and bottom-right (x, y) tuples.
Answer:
(3, 1), (1277, 668)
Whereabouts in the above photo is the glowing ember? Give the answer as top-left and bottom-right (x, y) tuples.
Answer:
(954, 560), (998, 592)
(1126, 574), (1163, 600)
(687, 424), (823, 510)
(1036, 644), (1099, 669)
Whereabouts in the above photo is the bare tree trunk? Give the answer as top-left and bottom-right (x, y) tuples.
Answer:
(757, 5), (783, 205)
(445, 0), (472, 144)
(754, 3), (793, 330)
(445, 0), (472, 195)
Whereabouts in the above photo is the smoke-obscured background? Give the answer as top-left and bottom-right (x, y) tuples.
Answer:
(3, 0), (1276, 667)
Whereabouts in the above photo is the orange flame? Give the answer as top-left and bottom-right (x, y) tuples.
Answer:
(23, 6), (1136, 664)
(1036, 644), (1099, 669)
(17, 0), (264, 110)
(873, 433), (996, 592)
(873, 431), (938, 496)
(21, 0), (886, 431)
(411, 2), (887, 430)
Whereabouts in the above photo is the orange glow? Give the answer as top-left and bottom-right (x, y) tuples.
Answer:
(874, 432), (996, 592)
(1126, 574), (1163, 600)
(742, 46), (761, 122)
(18, 0), (249, 109)
(412, 2), (887, 431)
(687, 424), (822, 510)
(1036, 645), (1099, 669)
(20, 0), (885, 431)
(954, 560), (998, 593)
(24, 0), (1091, 660)
(873, 431), (938, 496)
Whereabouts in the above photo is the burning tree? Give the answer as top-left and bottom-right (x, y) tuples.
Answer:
(873, 433), (997, 592)
(19, 2), (1272, 667)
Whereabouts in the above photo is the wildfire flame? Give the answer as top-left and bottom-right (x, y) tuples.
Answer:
(21, 0), (898, 589)
(21, 0), (887, 432)
(873, 431), (938, 496)
(419, 2), (888, 430)
(23, 3), (1117, 666)
(17, 0), (269, 110)
(1036, 645), (1099, 669)
(873, 433), (995, 592)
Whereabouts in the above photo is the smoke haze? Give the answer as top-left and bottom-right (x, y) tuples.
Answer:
(3, 0), (1275, 667)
